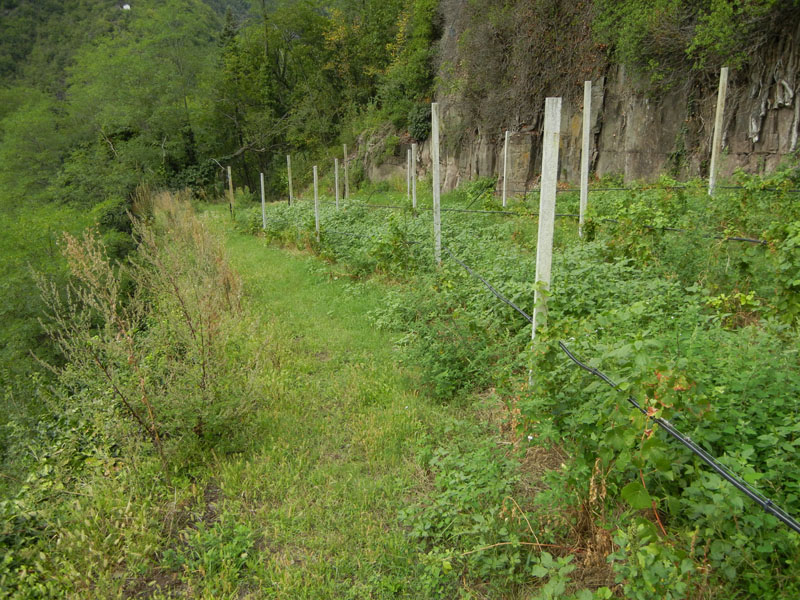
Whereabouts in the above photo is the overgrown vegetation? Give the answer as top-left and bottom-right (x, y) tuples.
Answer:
(3, 0), (800, 597)
(593, 0), (800, 85)
(1, 193), (267, 595)
(247, 160), (800, 597)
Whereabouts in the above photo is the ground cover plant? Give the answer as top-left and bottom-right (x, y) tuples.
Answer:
(2, 191), (534, 599)
(245, 162), (800, 598)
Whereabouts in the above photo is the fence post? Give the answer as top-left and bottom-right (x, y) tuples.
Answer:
(287, 155), (293, 205)
(579, 80), (592, 238)
(313, 165), (320, 242)
(260, 172), (266, 230)
(343, 144), (349, 199)
(407, 148), (412, 201)
(227, 165), (234, 218)
(335, 158), (340, 209)
(432, 102), (442, 266)
(708, 66), (729, 196)
(411, 142), (418, 211)
(502, 130), (509, 207)
(532, 97), (561, 342)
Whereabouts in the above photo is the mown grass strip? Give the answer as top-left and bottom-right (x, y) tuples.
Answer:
(200, 212), (485, 598)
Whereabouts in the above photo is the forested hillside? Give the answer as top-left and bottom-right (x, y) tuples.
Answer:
(0, 0), (436, 419)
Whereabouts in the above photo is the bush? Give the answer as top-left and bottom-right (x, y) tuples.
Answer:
(40, 191), (263, 475)
(408, 103), (432, 141)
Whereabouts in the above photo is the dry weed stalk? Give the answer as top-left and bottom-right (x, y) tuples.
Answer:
(39, 189), (245, 474)
(39, 229), (166, 469)
(584, 457), (613, 568)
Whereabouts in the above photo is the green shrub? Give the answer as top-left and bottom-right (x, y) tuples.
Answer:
(407, 103), (432, 141)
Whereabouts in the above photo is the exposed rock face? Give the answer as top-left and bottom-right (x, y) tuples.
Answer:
(362, 16), (800, 192)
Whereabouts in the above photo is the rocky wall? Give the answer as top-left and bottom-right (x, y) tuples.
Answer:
(362, 22), (800, 192)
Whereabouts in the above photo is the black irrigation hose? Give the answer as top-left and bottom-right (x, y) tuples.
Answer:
(719, 186), (800, 193)
(331, 200), (578, 218)
(441, 245), (534, 324)
(557, 341), (800, 536)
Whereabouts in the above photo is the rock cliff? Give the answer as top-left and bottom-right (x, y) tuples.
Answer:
(362, 3), (800, 192)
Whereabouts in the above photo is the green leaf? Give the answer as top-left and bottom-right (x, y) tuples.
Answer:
(531, 564), (548, 578)
(620, 481), (652, 510)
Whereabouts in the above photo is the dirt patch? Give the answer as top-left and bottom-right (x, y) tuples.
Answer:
(202, 480), (222, 524)
(314, 351), (330, 362)
(489, 394), (618, 594)
(123, 567), (184, 599)
(124, 480), (225, 599)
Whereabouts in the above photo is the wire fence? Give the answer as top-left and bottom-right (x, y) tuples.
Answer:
(315, 198), (768, 245)
(437, 243), (800, 536)
(502, 185), (800, 194)
(274, 194), (800, 535)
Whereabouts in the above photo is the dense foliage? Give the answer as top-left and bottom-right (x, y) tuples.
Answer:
(246, 162), (800, 596)
(3, 0), (800, 597)
(0, 0), (438, 501)
(593, 0), (800, 85)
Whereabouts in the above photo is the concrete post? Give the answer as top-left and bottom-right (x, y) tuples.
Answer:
(335, 158), (340, 209)
(313, 165), (320, 242)
(227, 165), (234, 217)
(411, 142), (418, 211)
(343, 144), (349, 199)
(532, 97), (561, 342)
(260, 172), (266, 230)
(709, 66), (729, 196)
(579, 80), (592, 237)
(407, 148), (412, 201)
(502, 130), (509, 207)
(287, 155), (293, 205)
(432, 102), (442, 266)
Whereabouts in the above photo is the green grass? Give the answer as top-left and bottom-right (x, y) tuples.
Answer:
(4, 199), (513, 599)
(126, 208), (489, 598)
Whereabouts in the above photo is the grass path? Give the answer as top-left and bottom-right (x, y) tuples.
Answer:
(205, 223), (473, 598)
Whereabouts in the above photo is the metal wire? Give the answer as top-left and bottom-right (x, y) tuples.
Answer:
(324, 230), (372, 239)
(292, 200), (767, 244)
(557, 341), (800, 536)
(597, 218), (767, 245)
(282, 201), (798, 534)
(324, 200), (578, 218)
(442, 245), (534, 324)
(505, 186), (800, 194)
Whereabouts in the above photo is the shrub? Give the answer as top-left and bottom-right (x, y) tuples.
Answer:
(39, 191), (260, 476)
(407, 103), (432, 141)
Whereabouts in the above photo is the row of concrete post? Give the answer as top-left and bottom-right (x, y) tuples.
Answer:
(230, 67), (730, 340)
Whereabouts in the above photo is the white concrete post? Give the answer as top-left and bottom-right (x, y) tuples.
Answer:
(432, 102), (442, 266)
(227, 165), (234, 217)
(407, 148), (412, 201)
(260, 172), (266, 230)
(532, 97), (561, 342)
(708, 66), (729, 196)
(286, 155), (293, 205)
(313, 166), (320, 242)
(579, 80), (592, 238)
(343, 144), (349, 199)
(502, 130), (509, 207)
(335, 158), (340, 209)
(411, 142), (418, 210)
